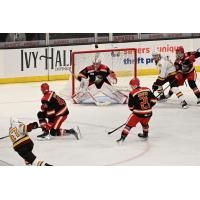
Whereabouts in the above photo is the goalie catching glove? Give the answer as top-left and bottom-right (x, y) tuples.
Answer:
(94, 75), (104, 85)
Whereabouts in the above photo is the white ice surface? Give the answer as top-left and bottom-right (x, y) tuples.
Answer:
(0, 75), (200, 166)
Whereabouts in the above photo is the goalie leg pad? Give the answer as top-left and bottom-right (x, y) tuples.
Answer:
(72, 91), (91, 103)
(73, 84), (99, 104)
(101, 83), (128, 104)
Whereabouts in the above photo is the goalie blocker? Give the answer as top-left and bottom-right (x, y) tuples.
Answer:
(72, 59), (128, 105)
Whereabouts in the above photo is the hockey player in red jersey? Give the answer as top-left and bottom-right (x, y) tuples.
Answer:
(151, 50), (188, 108)
(37, 83), (80, 140)
(117, 77), (157, 142)
(167, 46), (200, 104)
(9, 118), (52, 166)
(72, 59), (128, 105)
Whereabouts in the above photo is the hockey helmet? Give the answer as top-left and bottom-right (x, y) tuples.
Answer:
(152, 49), (161, 56)
(41, 83), (49, 94)
(176, 46), (184, 53)
(93, 58), (101, 67)
(10, 117), (22, 128)
(176, 46), (184, 59)
(129, 77), (140, 89)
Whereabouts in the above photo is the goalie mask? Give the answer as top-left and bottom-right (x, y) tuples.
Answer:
(129, 77), (140, 90)
(93, 59), (101, 69)
(41, 83), (49, 94)
(176, 46), (184, 59)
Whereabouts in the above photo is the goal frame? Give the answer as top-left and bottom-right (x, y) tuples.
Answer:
(71, 48), (137, 96)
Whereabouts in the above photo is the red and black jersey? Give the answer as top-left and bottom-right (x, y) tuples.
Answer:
(174, 51), (200, 74)
(41, 91), (69, 118)
(128, 87), (157, 118)
(77, 64), (111, 89)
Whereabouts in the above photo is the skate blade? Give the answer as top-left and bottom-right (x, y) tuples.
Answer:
(37, 136), (51, 141)
(74, 126), (81, 140)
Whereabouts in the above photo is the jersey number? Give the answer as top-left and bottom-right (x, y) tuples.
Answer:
(139, 96), (151, 110)
(9, 128), (21, 143)
(55, 95), (65, 106)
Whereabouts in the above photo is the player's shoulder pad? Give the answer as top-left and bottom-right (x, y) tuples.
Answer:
(99, 64), (109, 70)
(86, 65), (94, 70)
(41, 91), (54, 103)
(130, 87), (149, 96)
(140, 87), (151, 91)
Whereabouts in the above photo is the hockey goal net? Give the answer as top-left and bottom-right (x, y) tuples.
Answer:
(60, 48), (137, 101)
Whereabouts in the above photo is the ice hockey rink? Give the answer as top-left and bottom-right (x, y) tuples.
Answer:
(0, 75), (200, 166)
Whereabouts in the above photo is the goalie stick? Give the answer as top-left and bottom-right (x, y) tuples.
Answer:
(86, 89), (111, 106)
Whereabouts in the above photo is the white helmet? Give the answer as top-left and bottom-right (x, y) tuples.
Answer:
(10, 117), (22, 128)
(152, 49), (161, 56)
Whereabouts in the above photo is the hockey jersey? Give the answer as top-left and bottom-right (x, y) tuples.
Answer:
(174, 51), (200, 74)
(128, 87), (157, 118)
(77, 64), (113, 89)
(41, 91), (69, 118)
(156, 57), (176, 80)
(9, 122), (32, 149)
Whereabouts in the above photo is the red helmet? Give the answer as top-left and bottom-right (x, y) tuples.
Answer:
(176, 46), (184, 53)
(41, 83), (49, 94)
(129, 77), (140, 89)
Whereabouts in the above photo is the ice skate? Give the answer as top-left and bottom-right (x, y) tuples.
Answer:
(138, 133), (148, 139)
(116, 135), (126, 144)
(181, 100), (189, 109)
(68, 126), (81, 140)
(37, 130), (51, 141)
(158, 94), (167, 102)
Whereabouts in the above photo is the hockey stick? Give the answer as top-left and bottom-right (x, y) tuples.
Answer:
(107, 123), (126, 135)
(0, 135), (9, 140)
(155, 83), (172, 98)
(108, 85), (171, 135)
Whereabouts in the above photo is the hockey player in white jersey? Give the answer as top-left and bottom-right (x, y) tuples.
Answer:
(9, 118), (52, 166)
(72, 59), (128, 105)
(151, 50), (188, 108)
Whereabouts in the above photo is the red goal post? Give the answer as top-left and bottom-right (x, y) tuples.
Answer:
(71, 48), (137, 96)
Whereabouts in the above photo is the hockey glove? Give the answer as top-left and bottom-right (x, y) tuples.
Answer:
(94, 75), (103, 85)
(31, 122), (39, 129)
(27, 122), (39, 132)
(152, 83), (159, 92)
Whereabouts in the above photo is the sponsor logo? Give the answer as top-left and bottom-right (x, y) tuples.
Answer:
(20, 48), (69, 71)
